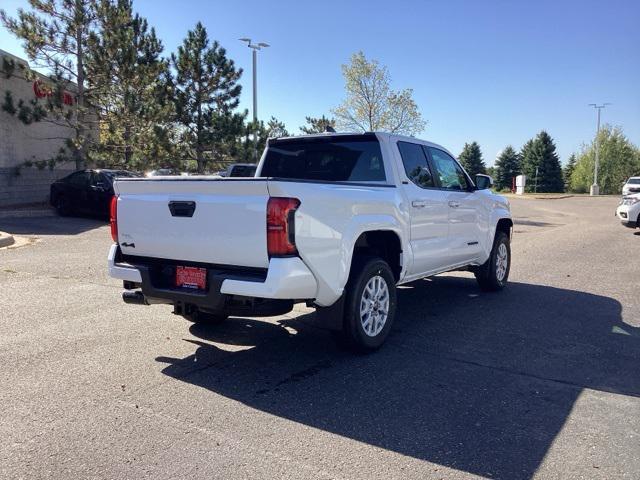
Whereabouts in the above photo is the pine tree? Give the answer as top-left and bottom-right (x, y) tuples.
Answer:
(233, 116), (289, 163)
(300, 115), (336, 134)
(563, 154), (577, 192)
(88, 0), (172, 169)
(1, 0), (98, 169)
(458, 142), (486, 177)
(519, 139), (534, 188)
(520, 131), (564, 192)
(235, 119), (268, 163)
(172, 22), (242, 173)
(267, 117), (289, 138)
(494, 145), (520, 191)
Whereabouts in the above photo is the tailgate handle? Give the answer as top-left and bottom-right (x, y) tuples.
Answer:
(168, 201), (196, 217)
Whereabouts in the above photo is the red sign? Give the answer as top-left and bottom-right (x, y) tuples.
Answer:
(33, 79), (75, 106)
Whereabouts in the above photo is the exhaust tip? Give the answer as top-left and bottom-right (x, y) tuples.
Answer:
(122, 290), (148, 305)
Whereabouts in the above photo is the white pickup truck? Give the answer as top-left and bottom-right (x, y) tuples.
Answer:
(108, 132), (512, 351)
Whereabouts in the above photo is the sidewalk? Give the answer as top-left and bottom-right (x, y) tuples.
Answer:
(0, 202), (56, 219)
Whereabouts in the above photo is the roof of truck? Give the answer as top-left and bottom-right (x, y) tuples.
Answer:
(269, 131), (454, 158)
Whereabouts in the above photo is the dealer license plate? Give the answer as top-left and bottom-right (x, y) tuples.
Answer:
(175, 266), (206, 290)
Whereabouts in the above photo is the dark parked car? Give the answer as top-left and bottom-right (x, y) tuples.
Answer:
(50, 169), (140, 218)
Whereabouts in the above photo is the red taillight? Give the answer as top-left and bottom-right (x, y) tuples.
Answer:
(267, 197), (300, 257)
(110, 195), (118, 242)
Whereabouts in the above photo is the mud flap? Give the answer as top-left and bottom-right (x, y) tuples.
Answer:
(314, 294), (346, 331)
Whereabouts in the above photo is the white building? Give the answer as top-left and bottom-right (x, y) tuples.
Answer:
(0, 49), (79, 207)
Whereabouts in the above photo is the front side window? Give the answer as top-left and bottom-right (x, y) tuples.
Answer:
(261, 136), (386, 182)
(397, 141), (435, 188)
(428, 148), (470, 191)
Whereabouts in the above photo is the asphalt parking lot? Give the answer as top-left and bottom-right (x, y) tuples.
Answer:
(0, 196), (638, 480)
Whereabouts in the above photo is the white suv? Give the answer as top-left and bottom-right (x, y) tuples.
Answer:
(622, 176), (640, 196)
(617, 194), (640, 229)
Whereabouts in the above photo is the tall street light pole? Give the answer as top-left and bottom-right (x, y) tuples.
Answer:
(588, 103), (610, 196)
(239, 38), (269, 161)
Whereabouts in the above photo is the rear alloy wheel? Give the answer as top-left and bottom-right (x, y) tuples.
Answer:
(337, 257), (397, 352)
(474, 231), (511, 291)
(55, 196), (70, 216)
(360, 275), (390, 338)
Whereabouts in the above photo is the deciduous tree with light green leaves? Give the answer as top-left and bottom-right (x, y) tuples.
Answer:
(333, 52), (425, 136)
(569, 126), (640, 194)
(458, 142), (486, 178)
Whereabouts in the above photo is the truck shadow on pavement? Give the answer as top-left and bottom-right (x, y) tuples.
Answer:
(157, 277), (640, 480)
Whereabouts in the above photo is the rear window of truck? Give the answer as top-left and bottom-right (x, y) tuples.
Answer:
(261, 136), (386, 182)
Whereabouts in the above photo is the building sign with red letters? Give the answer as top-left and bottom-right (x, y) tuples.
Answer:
(33, 79), (75, 106)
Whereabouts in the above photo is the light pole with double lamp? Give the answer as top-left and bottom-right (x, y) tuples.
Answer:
(588, 103), (611, 196)
(239, 38), (269, 161)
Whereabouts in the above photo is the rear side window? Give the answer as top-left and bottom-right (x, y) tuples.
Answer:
(66, 172), (91, 186)
(261, 137), (386, 182)
(397, 141), (435, 188)
(229, 165), (257, 177)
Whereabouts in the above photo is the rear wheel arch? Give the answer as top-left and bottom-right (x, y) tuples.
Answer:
(349, 230), (403, 282)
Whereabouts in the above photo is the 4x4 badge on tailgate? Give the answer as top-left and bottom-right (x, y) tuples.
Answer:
(121, 242), (135, 248)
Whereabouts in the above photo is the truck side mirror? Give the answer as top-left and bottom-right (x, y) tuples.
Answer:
(475, 174), (493, 190)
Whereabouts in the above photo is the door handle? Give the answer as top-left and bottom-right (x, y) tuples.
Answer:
(448, 201), (460, 208)
(412, 200), (427, 208)
(168, 201), (196, 217)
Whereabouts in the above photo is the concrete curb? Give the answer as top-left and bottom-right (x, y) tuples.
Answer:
(502, 193), (620, 200)
(0, 231), (15, 248)
(0, 208), (57, 219)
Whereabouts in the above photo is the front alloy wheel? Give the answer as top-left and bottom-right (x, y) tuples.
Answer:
(495, 242), (509, 283)
(475, 231), (511, 291)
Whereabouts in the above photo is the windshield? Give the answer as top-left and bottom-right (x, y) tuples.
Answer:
(627, 178), (640, 184)
(261, 135), (386, 182)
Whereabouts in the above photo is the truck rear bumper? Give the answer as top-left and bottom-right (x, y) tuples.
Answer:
(220, 257), (317, 299)
(108, 244), (142, 282)
(107, 244), (317, 301)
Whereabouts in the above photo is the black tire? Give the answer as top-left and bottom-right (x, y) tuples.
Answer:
(55, 195), (70, 216)
(336, 256), (397, 353)
(183, 309), (228, 325)
(474, 231), (511, 291)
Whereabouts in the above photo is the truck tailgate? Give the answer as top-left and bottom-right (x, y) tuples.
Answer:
(114, 178), (269, 268)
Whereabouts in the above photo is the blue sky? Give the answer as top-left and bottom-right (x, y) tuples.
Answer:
(2, 0), (639, 165)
